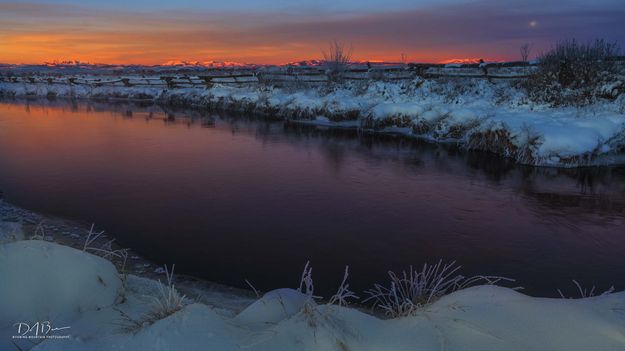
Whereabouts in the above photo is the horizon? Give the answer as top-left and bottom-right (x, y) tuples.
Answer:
(1, 0), (624, 65)
(0, 57), (521, 67)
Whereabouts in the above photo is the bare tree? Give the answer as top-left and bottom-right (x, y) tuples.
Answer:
(520, 43), (533, 62)
(322, 40), (353, 81)
(400, 53), (408, 64)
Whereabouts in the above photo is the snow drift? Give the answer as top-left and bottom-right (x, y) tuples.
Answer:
(0, 240), (121, 329)
(0, 233), (624, 350)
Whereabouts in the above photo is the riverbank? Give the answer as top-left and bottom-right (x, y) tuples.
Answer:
(1, 78), (624, 167)
(0, 199), (255, 309)
(2, 199), (625, 350)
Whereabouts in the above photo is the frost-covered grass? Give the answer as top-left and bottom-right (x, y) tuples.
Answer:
(364, 260), (514, 318)
(117, 265), (187, 333)
(327, 266), (359, 307)
(558, 280), (616, 299)
(145, 265), (187, 321)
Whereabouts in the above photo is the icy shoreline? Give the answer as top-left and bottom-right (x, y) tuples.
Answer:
(2, 200), (625, 350)
(1, 78), (624, 167)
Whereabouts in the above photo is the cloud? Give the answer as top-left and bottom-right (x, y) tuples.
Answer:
(0, 0), (623, 64)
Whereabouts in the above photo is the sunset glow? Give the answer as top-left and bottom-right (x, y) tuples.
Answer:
(1, 0), (624, 65)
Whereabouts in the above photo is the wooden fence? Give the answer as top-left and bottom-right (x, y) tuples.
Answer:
(1, 59), (621, 88)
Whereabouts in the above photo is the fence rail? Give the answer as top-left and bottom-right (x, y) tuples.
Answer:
(1, 59), (623, 88)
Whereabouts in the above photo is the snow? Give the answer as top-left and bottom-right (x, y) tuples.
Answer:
(234, 288), (313, 325)
(370, 102), (426, 119)
(1, 232), (624, 350)
(1, 77), (624, 167)
(26, 285), (625, 351)
(485, 109), (625, 163)
(0, 240), (121, 330)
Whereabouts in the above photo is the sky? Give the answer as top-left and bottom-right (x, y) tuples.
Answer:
(0, 0), (623, 65)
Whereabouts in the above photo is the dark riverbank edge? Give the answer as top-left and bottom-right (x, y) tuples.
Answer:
(0, 198), (256, 309)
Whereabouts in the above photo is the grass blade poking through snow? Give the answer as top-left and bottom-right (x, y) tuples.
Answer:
(116, 264), (187, 333)
(557, 280), (615, 298)
(364, 260), (514, 318)
(298, 261), (316, 299)
(146, 264), (186, 321)
(328, 266), (359, 307)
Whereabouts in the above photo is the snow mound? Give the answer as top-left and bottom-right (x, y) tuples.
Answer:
(425, 285), (625, 351)
(239, 286), (625, 351)
(110, 304), (241, 351)
(235, 288), (314, 325)
(9, 275), (625, 351)
(0, 240), (121, 328)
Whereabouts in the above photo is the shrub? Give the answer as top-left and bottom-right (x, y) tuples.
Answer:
(520, 43), (533, 62)
(322, 41), (353, 83)
(364, 260), (514, 318)
(526, 39), (621, 106)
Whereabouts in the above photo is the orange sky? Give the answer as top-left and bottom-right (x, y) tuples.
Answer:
(0, 31), (471, 65)
(1, 1), (623, 65)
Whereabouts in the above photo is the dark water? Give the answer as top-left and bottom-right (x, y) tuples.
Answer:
(1, 99), (624, 297)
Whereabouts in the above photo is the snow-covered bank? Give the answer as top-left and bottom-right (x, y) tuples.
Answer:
(1, 78), (625, 167)
(0, 240), (121, 329)
(1, 221), (625, 350)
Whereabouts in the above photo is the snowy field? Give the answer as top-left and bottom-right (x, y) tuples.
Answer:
(2, 216), (625, 351)
(1, 74), (624, 167)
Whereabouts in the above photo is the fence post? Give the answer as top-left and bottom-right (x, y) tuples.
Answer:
(201, 76), (213, 88)
(162, 76), (175, 89)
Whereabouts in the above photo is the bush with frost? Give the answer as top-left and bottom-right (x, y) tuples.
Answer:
(525, 39), (621, 106)
(322, 40), (353, 83)
(364, 260), (513, 318)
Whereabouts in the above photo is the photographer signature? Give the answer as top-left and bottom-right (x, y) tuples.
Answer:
(12, 321), (71, 339)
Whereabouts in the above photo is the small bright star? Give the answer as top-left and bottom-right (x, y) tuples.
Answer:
(529, 20), (538, 28)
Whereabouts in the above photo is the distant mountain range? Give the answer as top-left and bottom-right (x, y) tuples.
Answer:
(161, 60), (251, 68)
(1, 58), (443, 70)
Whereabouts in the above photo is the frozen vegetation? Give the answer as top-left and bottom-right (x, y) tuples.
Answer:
(1, 70), (624, 167)
(1, 219), (625, 350)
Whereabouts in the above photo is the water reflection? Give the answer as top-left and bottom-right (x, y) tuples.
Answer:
(1, 98), (624, 297)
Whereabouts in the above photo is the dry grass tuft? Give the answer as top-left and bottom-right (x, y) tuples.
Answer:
(364, 260), (514, 318)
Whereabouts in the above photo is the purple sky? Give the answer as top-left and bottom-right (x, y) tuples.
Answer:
(0, 0), (623, 64)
